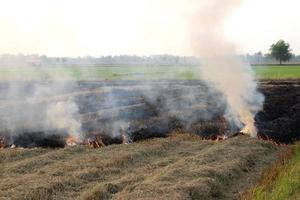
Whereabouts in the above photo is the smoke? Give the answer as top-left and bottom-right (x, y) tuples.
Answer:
(46, 100), (81, 140)
(0, 0), (265, 147)
(190, 0), (264, 136)
(30, 79), (82, 142)
(0, 68), (83, 146)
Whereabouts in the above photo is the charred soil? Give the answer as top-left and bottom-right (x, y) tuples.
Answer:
(1, 80), (298, 147)
(256, 80), (300, 143)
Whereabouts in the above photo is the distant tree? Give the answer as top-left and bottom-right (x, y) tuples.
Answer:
(269, 40), (293, 65)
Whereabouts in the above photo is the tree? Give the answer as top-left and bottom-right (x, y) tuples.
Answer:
(269, 40), (293, 65)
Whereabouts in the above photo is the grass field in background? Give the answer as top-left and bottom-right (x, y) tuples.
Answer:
(0, 65), (299, 80)
(0, 66), (199, 81)
(253, 66), (300, 79)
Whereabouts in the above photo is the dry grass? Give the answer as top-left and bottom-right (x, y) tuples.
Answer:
(0, 134), (285, 200)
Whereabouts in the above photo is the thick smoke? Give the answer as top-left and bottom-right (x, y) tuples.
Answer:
(190, 0), (264, 136)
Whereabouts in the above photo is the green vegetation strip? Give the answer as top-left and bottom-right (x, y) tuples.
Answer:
(0, 65), (300, 80)
(243, 143), (300, 200)
(253, 66), (300, 80)
(0, 66), (199, 80)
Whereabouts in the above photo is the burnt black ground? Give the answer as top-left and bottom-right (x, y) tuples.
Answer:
(0, 80), (299, 147)
(256, 80), (300, 143)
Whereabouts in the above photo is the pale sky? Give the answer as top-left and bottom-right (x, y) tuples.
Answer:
(0, 0), (299, 56)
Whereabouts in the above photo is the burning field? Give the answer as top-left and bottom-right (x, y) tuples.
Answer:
(0, 0), (299, 199)
(0, 79), (299, 199)
(0, 80), (299, 148)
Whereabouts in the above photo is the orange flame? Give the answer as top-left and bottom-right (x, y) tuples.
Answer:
(66, 135), (79, 146)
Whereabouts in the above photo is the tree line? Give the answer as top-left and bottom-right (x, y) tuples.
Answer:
(0, 40), (295, 66)
(0, 54), (200, 67)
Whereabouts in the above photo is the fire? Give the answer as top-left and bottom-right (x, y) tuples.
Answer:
(86, 136), (105, 148)
(66, 135), (80, 146)
(209, 135), (228, 142)
(241, 125), (257, 137)
(240, 114), (257, 137)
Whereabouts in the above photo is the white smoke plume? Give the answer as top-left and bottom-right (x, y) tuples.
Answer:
(46, 100), (82, 140)
(190, 0), (264, 137)
(0, 67), (83, 145)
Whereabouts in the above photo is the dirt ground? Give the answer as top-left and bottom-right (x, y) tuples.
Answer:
(0, 134), (285, 200)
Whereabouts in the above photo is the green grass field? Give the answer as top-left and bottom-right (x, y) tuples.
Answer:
(243, 143), (300, 200)
(0, 65), (299, 80)
(253, 66), (300, 80)
(0, 66), (198, 81)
